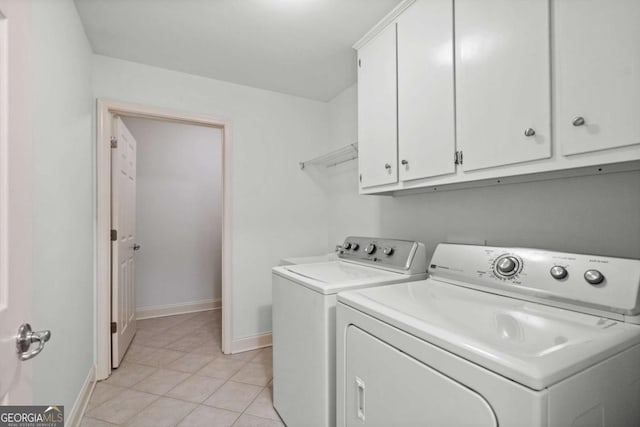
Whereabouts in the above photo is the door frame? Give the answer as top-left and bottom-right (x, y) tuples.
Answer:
(96, 99), (233, 380)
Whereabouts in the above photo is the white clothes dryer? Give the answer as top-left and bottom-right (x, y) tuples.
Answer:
(272, 237), (427, 427)
(336, 243), (640, 427)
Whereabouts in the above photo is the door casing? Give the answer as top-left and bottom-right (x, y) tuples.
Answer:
(95, 99), (233, 380)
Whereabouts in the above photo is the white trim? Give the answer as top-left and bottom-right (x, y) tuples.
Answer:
(352, 0), (417, 49)
(66, 364), (96, 427)
(96, 99), (234, 380)
(231, 333), (272, 354)
(136, 299), (221, 320)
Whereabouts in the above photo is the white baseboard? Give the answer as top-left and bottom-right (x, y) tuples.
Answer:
(67, 364), (96, 427)
(231, 332), (272, 354)
(136, 299), (221, 320)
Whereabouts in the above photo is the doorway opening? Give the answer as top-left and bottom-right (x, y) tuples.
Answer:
(96, 100), (233, 380)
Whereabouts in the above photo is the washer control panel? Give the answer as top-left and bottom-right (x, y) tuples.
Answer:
(339, 236), (427, 274)
(428, 244), (640, 320)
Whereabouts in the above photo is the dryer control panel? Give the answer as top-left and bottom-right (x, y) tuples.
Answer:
(428, 244), (640, 322)
(339, 237), (427, 275)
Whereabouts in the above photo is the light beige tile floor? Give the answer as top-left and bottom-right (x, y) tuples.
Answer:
(82, 311), (283, 427)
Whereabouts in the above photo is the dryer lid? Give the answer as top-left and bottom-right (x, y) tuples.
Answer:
(273, 261), (423, 295)
(338, 279), (640, 390)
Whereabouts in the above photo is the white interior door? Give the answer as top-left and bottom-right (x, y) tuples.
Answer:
(111, 116), (137, 368)
(0, 0), (36, 404)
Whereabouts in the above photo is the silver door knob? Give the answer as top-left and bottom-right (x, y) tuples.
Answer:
(384, 163), (391, 170)
(133, 244), (141, 251)
(16, 323), (51, 361)
(524, 128), (536, 137)
(572, 116), (585, 127)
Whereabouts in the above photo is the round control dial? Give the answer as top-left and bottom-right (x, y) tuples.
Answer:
(383, 247), (394, 256)
(351, 243), (359, 251)
(550, 266), (568, 280)
(343, 242), (351, 250)
(364, 243), (376, 255)
(584, 269), (605, 285)
(497, 257), (518, 275)
(493, 254), (522, 279)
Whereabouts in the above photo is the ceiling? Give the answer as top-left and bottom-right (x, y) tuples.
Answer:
(74, 0), (402, 101)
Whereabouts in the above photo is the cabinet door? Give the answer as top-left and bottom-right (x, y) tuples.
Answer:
(455, 0), (551, 172)
(397, 0), (456, 181)
(357, 24), (398, 188)
(344, 326), (497, 427)
(556, 0), (640, 156)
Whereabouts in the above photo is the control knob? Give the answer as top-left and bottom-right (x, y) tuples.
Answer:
(584, 270), (605, 285)
(383, 247), (394, 256)
(496, 256), (518, 276)
(550, 266), (568, 280)
(351, 243), (359, 251)
(364, 243), (377, 255)
(343, 242), (351, 250)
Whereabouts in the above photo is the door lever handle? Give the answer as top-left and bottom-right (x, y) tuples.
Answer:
(133, 244), (141, 251)
(16, 323), (51, 361)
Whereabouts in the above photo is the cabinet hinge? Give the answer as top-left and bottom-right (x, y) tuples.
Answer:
(454, 151), (463, 165)
(111, 322), (117, 333)
(359, 174), (362, 183)
(110, 136), (118, 149)
(358, 59), (362, 68)
(110, 229), (117, 241)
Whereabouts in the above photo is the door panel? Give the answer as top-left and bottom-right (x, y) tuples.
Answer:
(344, 326), (497, 427)
(397, 0), (456, 181)
(358, 24), (398, 188)
(555, 0), (640, 156)
(111, 116), (137, 368)
(455, 0), (551, 172)
(0, 0), (32, 403)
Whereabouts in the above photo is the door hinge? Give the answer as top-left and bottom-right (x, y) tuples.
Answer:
(111, 322), (117, 333)
(358, 58), (362, 68)
(359, 173), (362, 183)
(110, 229), (117, 241)
(454, 150), (463, 165)
(110, 136), (118, 149)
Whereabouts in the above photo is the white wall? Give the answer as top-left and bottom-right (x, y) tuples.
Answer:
(93, 55), (330, 339)
(325, 84), (640, 260)
(122, 117), (223, 309)
(31, 0), (94, 411)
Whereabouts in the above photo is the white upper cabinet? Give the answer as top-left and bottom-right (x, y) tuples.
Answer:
(357, 24), (398, 188)
(397, 0), (456, 181)
(555, 0), (640, 156)
(455, 0), (551, 172)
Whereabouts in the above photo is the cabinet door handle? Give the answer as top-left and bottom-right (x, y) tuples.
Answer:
(384, 163), (391, 170)
(572, 116), (585, 127)
(524, 128), (536, 137)
(401, 159), (408, 165)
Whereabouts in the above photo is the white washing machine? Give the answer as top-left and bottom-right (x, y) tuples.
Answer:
(336, 243), (640, 427)
(272, 237), (427, 427)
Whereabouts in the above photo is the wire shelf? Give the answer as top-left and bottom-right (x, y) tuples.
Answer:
(299, 143), (358, 170)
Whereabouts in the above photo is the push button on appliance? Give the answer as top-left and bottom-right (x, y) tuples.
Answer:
(550, 266), (568, 280)
(584, 269), (605, 285)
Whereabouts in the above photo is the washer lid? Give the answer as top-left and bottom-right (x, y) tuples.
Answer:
(272, 261), (423, 295)
(338, 279), (640, 390)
